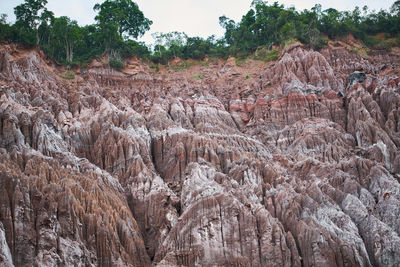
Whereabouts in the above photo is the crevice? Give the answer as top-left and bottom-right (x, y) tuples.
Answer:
(173, 200), (182, 216)
(343, 96), (349, 133)
(167, 103), (173, 120)
(126, 195), (154, 264)
(34, 208), (39, 257)
(218, 203), (226, 261)
(4, 177), (17, 265)
(269, 195), (304, 267)
(345, 214), (377, 267)
(237, 214), (243, 256)
(255, 214), (264, 266)
(228, 106), (241, 132)
(150, 138), (157, 171)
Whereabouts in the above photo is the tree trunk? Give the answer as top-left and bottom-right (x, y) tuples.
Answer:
(65, 41), (69, 64)
(70, 46), (73, 63)
(36, 30), (40, 46)
(65, 40), (73, 64)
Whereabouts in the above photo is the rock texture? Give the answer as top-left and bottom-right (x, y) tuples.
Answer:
(0, 41), (400, 266)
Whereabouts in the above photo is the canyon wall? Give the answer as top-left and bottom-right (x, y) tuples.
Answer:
(0, 42), (399, 266)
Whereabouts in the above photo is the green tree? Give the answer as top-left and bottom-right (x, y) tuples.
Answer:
(0, 14), (14, 42)
(119, 40), (151, 59)
(73, 25), (103, 62)
(14, 0), (51, 45)
(0, 14), (7, 24)
(391, 1), (400, 36)
(280, 22), (296, 42)
(183, 36), (212, 59)
(93, 0), (152, 39)
(152, 31), (187, 58)
(319, 8), (346, 38)
(96, 20), (122, 56)
(52, 17), (81, 64)
(37, 9), (54, 47)
(219, 16), (237, 46)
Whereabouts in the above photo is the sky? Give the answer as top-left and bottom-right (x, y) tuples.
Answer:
(0, 0), (395, 45)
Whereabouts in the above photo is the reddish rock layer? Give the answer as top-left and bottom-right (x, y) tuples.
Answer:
(0, 42), (399, 266)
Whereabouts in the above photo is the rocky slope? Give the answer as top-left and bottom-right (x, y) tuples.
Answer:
(0, 41), (399, 267)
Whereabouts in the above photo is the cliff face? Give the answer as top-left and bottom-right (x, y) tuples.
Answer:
(0, 42), (399, 267)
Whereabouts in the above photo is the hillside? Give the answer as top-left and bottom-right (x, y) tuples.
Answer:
(0, 39), (400, 266)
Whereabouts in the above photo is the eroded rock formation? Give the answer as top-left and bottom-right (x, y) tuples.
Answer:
(0, 42), (399, 266)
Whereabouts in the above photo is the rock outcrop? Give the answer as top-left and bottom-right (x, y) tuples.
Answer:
(0, 42), (399, 266)
(348, 71), (367, 86)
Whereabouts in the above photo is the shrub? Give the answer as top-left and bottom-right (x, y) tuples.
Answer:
(234, 53), (249, 65)
(80, 62), (88, 69)
(380, 38), (399, 51)
(150, 63), (160, 72)
(253, 46), (280, 62)
(314, 37), (328, 50)
(193, 74), (203, 80)
(362, 35), (380, 48)
(109, 57), (125, 69)
(265, 50), (280, 61)
(283, 38), (298, 48)
(350, 47), (369, 57)
(361, 35), (399, 51)
(64, 70), (75, 80)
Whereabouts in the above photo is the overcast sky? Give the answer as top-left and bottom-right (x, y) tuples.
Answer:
(0, 0), (395, 45)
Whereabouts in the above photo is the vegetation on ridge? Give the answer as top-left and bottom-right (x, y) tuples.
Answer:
(0, 0), (399, 67)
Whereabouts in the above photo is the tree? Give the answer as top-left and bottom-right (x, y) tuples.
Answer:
(320, 8), (345, 38)
(73, 25), (103, 62)
(219, 16), (237, 46)
(183, 36), (212, 59)
(391, 1), (400, 15)
(93, 0), (152, 39)
(152, 31), (187, 58)
(0, 14), (7, 24)
(49, 17), (81, 64)
(391, 1), (400, 35)
(280, 23), (296, 42)
(0, 14), (14, 42)
(119, 40), (151, 59)
(151, 32), (187, 62)
(14, 0), (51, 45)
(37, 9), (54, 46)
(96, 19), (122, 56)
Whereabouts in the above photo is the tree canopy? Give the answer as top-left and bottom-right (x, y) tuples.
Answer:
(13, 0), (53, 45)
(0, 0), (399, 67)
(93, 0), (152, 39)
(218, 1), (400, 56)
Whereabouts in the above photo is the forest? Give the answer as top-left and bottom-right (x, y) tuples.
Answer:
(1, 0), (399, 67)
